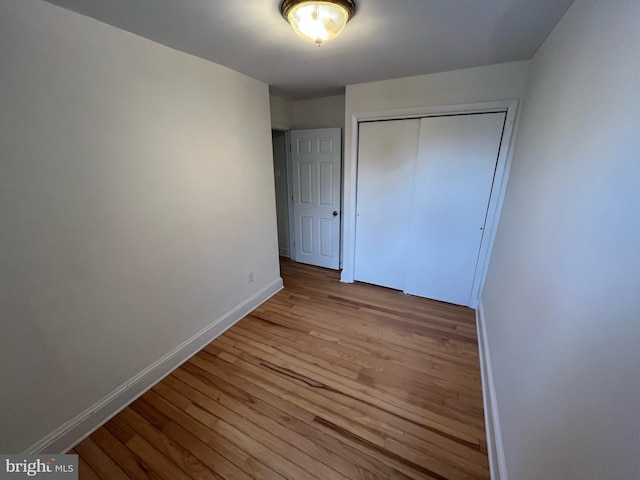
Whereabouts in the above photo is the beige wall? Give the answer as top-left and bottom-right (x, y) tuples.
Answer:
(481, 0), (640, 478)
(270, 94), (345, 132)
(270, 95), (295, 130)
(344, 62), (528, 113)
(0, 0), (280, 452)
(293, 95), (346, 131)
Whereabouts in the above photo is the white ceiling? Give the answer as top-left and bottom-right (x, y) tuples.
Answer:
(43, 0), (574, 101)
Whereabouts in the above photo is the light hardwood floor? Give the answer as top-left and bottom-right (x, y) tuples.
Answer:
(70, 258), (489, 479)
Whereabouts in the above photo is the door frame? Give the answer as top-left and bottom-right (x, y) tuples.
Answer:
(284, 130), (297, 262)
(340, 100), (519, 308)
(271, 128), (297, 261)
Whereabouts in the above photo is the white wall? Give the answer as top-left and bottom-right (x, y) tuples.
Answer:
(342, 62), (530, 281)
(293, 95), (346, 131)
(270, 95), (295, 130)
(481, 0), (640, 478)
(0, 0), (280, 453)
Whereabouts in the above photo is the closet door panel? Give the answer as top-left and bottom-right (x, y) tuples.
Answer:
(354, 119), (420, 290)
(404, 113), (506, 305)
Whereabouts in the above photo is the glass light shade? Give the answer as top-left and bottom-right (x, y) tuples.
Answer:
(285, 1), (352, 45)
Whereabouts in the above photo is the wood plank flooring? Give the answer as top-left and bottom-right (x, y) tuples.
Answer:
(70, 258), (489, 479)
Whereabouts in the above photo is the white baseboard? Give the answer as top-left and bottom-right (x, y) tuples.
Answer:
(25, 277), (284, 454)
(279, 246), (290, 257)
(476, 300), (509, 480)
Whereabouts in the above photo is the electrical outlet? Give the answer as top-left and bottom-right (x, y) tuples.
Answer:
(248, 271), (254, 283)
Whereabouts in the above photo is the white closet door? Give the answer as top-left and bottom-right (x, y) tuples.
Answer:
(354, 119), (420, 290)
(404, 113), (506, 305)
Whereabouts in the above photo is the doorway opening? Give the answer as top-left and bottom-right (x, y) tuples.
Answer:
(271, 127), (343, 270)
(272, 129), (292, 258)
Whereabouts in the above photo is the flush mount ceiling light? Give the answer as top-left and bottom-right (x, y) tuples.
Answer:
(281, 0), (356, 46)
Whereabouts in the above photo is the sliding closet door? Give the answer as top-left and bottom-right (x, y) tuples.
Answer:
(354, 119), (420, 290)
(404, 113), (506, 305)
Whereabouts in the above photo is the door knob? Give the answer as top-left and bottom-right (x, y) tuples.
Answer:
(332, 211), (339, 217)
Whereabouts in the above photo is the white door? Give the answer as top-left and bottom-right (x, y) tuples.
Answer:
(291, 128), (341, 269)
(354, 113), (506, 306)
(354, 119), (421, 289)
(404, 113), (506, 305)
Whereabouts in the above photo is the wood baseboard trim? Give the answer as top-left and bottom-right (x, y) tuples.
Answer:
(476, 300), (509, 480)
(25, 277), (284, 455)
(279, 246), (290, 257)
